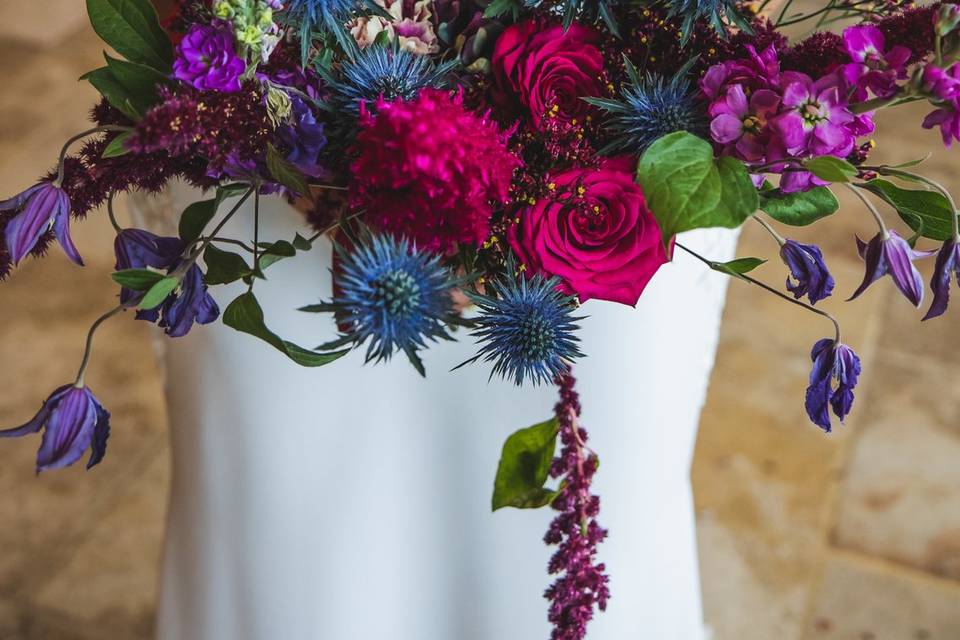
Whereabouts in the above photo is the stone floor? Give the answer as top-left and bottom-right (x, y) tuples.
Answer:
(2, 6), (960, 640)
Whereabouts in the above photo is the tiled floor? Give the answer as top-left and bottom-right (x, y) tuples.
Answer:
(2, 7), (960, 640)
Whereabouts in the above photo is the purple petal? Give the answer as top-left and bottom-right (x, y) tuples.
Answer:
(52, 192), (83, 266)
(710, 114), (744, 144)
(0, 183), (44, 212)
(883, 232), (926, 306)
(849, 233), (887, 300)
(36, 386), (98, 472)
(923, 240), (960, 320)
(4, 184), (60, 264)
(86, 398), (111, 470)
(0, 385), (72, 438)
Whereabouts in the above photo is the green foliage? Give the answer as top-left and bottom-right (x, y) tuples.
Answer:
(709, 257), (766, 279)
(636, 132), (758, 246)
(203, 245), (254, 285)
(858, 179), (957, 241)
(492, 418), (560, 511)
(758, 184), (839, 226)
(86, 0), (173, 71)
(266, 145), (311, 196)
(111, 268), (165, 291)
(223, 292), (350, 367)
(101, 131), (134, 158)
(138, 276), (179, 310)
(803, 156), (858, 183)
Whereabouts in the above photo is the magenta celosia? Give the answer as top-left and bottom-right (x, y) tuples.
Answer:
(349, 88), (520, 250)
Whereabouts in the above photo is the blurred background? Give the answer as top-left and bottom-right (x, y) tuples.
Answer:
(1, 2), (960, 639)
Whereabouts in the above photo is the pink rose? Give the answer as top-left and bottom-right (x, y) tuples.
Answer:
(509, 159), (668, 306)
(491, 20), (604, 128)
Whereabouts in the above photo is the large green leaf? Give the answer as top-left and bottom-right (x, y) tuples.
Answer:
(178, 199), (219, 244)
(86, 0), (173, 70)
(266, 144), (311, 196)
(203, 245), (253, 285)
(759, 185), (839, 226)
(491, 418), (560, 511)
(803, 156), (858, 183)
(223, 292), (350, 367)
(139, 276), (179, 310)
(858, 179), (956, 241)
(111, 268), (165, 291)
(81, 66), (141, 121)
(103, 54), (169, 115)
(636, 132), (758, 245)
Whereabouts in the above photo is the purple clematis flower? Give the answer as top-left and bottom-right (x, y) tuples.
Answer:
(0, 384), (110, 472)
(114, 228), (219, 337)
(1, 180), (81, 266)
(278, 97), (328, 178)
(780, 239), (835, 304)
(841, 25), (910, 101)
(805, 338), (861, 432)
(173, 21), (246, 93)
(923, 238), (960, 320)
(850, 230), (934, 306)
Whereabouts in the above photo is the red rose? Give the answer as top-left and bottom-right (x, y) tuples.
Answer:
(491, 20), (605, 128)
(509, 159), (668, 306)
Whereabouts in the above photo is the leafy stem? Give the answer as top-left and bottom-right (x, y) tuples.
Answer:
(846, 183), (889, 237)
(54, 125), (132, 187)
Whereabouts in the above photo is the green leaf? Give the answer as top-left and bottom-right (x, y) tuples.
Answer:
(636, 132), (759, 246)
(139, 276), (179, 310)
(101, 131), (133, 158)
(266, 144), (311, 196)
(483, 0), (522, 19)
(103, 54), (169, 115)
(885, 154), (931, 170)
(223, 291), (350, 367)
(491, 418), (560, 511)
(858, 179), (957, 241)
(82, 66), (141, 121)
(758, 184), (839, 226)
(256, 240), (297, 271)
(293, 233), (313, 251)
(111, 268), (165, 291)
(203, 244), (253, 285)
(218, 183), (253, 200)
(178, 199), (219, 243)
(86, 0), (173, 70)
(709, 257), (767, 279)
(803, 156), (858, 183)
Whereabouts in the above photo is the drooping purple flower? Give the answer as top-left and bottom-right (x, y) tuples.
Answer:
(805, 338), (861, 432)
(841, 25), (910, 101)
(278, 97), (328, 178)
(1, 181), (81, 266)
(780, 239), (835, 304)
(114, 228), (219, 337)
(0, 384), (110, 472)
(849, 230), (934, 307)
(923, 238), (960, 320)
(173, 21), (247, 93)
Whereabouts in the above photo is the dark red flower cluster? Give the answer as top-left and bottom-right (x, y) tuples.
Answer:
(877, 2), (940, 62)
(544, 369), (610, 640)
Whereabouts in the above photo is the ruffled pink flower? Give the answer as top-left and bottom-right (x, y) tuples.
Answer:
(508, 158), (667, 306)
(841, 25), (910, 101)
(349, 89), (520, 251)
(709, 85), (781, 162)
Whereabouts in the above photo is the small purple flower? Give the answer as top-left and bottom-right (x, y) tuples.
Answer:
(923, 239), (960, 320)
(805, 338), (861, 432)
(772, 72), (856, 158)
(841, 25), (910, 101)
(0, 181), (81, 266)
(278, 97), (328, 178)
(0, 385), (110, 472)
(850, 230), (934, 306)
(114, 228), (220, 337)
(920, 63), (960, 101)
(922, 100), (960, 146)
(780, 239), (835, 304)
(173, 21), (246, 93)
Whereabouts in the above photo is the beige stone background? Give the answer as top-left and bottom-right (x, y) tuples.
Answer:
(1, 4), (959, 639)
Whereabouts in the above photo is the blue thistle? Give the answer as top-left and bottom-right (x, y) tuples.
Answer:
(324, 45), (456, 114)
(307, 234), (458, 376)
(524, 0), (621, 36)
(463, 267), (584, 386)
(585, 57), (707, 155)
(662, 0), (751, 39)
(283, 0), (359, 60)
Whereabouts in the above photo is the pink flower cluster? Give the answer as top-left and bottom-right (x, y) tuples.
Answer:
(921, 63), (960, 146)
(349, 89), (520, 251)
(702, 27), (902, 192)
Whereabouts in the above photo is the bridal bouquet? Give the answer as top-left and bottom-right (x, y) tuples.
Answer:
(3, 0), (960, 635)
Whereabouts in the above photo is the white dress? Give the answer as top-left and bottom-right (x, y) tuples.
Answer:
(132, 184), (737, 640)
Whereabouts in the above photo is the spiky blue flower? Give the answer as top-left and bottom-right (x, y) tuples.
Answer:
(524, 0), (621, 36)
(283, 0), (359, 59)
(464, 268), (583, 386)
(310, 234), (457, 375)
(324, 45), (456, 114)
(663, 0), (749, 38)
(585, 57), (707, 155)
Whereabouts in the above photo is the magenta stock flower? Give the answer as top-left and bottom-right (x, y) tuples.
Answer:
(841, 25), (910, 101)
(772, 73), (856, 158)
(174, 21), (246, 93)
(850, 230), (934, 307)
(1, 180), (81, 266)
(709, 84), (780, 161)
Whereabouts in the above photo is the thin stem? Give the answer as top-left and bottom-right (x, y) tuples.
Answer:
(183, 187), (255, 273)
(106, 192), (122, 233)
(846, 183), (888, 236)
(54, 126), (131, 187)
(753, 215), (786, 247)
(74, 304), (128, 387)
(251, 186), (260, 290)
(209, 237), (256, 252)
(675, 241), (842, 343)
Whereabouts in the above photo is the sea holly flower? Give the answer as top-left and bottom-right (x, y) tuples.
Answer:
(841, 25), (910, 101)
(114, 229), (220, 337)
(850, 230), (934, 307)
(805, 338), (861, 432)
(0, 385), (110, 472)
(780, 239), (835, 305)
(173, 21), (247, 93)
(923, 239), (960, 320)
(464, 268), (583, 386)
(1, 180), (81, 266)
(709, 85), (780, 162)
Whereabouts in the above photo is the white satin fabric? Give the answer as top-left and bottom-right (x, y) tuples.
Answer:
(133, 184), (737, 640)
